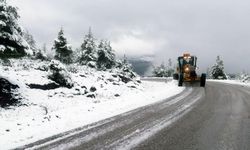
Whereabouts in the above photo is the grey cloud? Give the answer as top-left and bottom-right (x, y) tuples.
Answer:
(9, 0), (250, 73)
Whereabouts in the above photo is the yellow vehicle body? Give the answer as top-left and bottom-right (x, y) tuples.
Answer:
(173, 53), (206, 87)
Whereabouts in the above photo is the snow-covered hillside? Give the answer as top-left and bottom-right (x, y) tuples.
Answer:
(0, 59), (184, 149)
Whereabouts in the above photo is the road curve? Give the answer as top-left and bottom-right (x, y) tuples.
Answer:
(19, 81), (250, 150)
(135, 82), (250, 150)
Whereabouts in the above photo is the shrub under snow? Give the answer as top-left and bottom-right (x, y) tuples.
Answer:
(0, 77), (21, 107)
(48, 60), (73, 88)
(115, 59), (137, 83)
(240, 74), (250, 83)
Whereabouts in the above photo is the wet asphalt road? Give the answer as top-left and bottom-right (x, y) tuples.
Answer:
(135, 82), (250, 150)
(21, 81), (250, 150)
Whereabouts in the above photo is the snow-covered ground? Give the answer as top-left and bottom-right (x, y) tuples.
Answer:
(209, 79), (250, 87)
(0, 59), (184, 149)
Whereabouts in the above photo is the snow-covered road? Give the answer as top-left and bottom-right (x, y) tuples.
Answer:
(17, 81), (250, 150)
(0, 79), (184, 149)
(17, 84), (202, 150)
(135, 82), (250, 150)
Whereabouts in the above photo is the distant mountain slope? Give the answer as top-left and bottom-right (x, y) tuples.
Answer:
(127, 55), (154, 76)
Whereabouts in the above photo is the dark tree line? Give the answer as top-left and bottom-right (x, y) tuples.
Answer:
(152, 59), (175, 77)
(52, 28), (117, 70)
(0, 0), (128, 72)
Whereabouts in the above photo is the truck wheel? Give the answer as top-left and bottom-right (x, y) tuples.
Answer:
(173, 73), (179, 80)
(200, 73), (206, 87)
(178, 74), (183, 86)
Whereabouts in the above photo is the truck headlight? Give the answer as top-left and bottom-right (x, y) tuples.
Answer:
(184, 67), (189, 72)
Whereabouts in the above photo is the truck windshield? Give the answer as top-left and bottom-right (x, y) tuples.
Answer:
(178, 57), (195, 66)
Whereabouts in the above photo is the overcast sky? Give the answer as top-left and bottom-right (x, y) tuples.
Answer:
(9, 0), (250, 73)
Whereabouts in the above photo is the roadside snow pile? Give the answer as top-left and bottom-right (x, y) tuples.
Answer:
(209, 79), (250, 87)
(209, 73), (250, 86)
(0, 59), (184, 149)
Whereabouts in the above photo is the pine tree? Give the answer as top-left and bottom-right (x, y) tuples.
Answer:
(116, 55), (136, 83)
(211, 56), (227, 79)
(0, 0), (30, 58)
(97, 40), (115, 70)
(121, 56), (134, 75)
(36, 43), (47, 60)
(166, 58), (174, 77)
(52, 28), (73, 64)
(152, 59), (175, 77)
(168, 58), (172, 68)
(79, 28), (97, 67)
(72, 48), (81, 63)
(23, 29), (37, 55)
(153, 63), (166, 77)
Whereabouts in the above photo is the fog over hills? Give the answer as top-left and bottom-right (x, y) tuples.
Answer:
(10, 0), (250, 74)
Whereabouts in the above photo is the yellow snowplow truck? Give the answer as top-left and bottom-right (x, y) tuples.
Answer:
(173, 53), (206, 87)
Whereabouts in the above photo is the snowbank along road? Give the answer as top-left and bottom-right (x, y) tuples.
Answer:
(19, 81), (250, 150)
